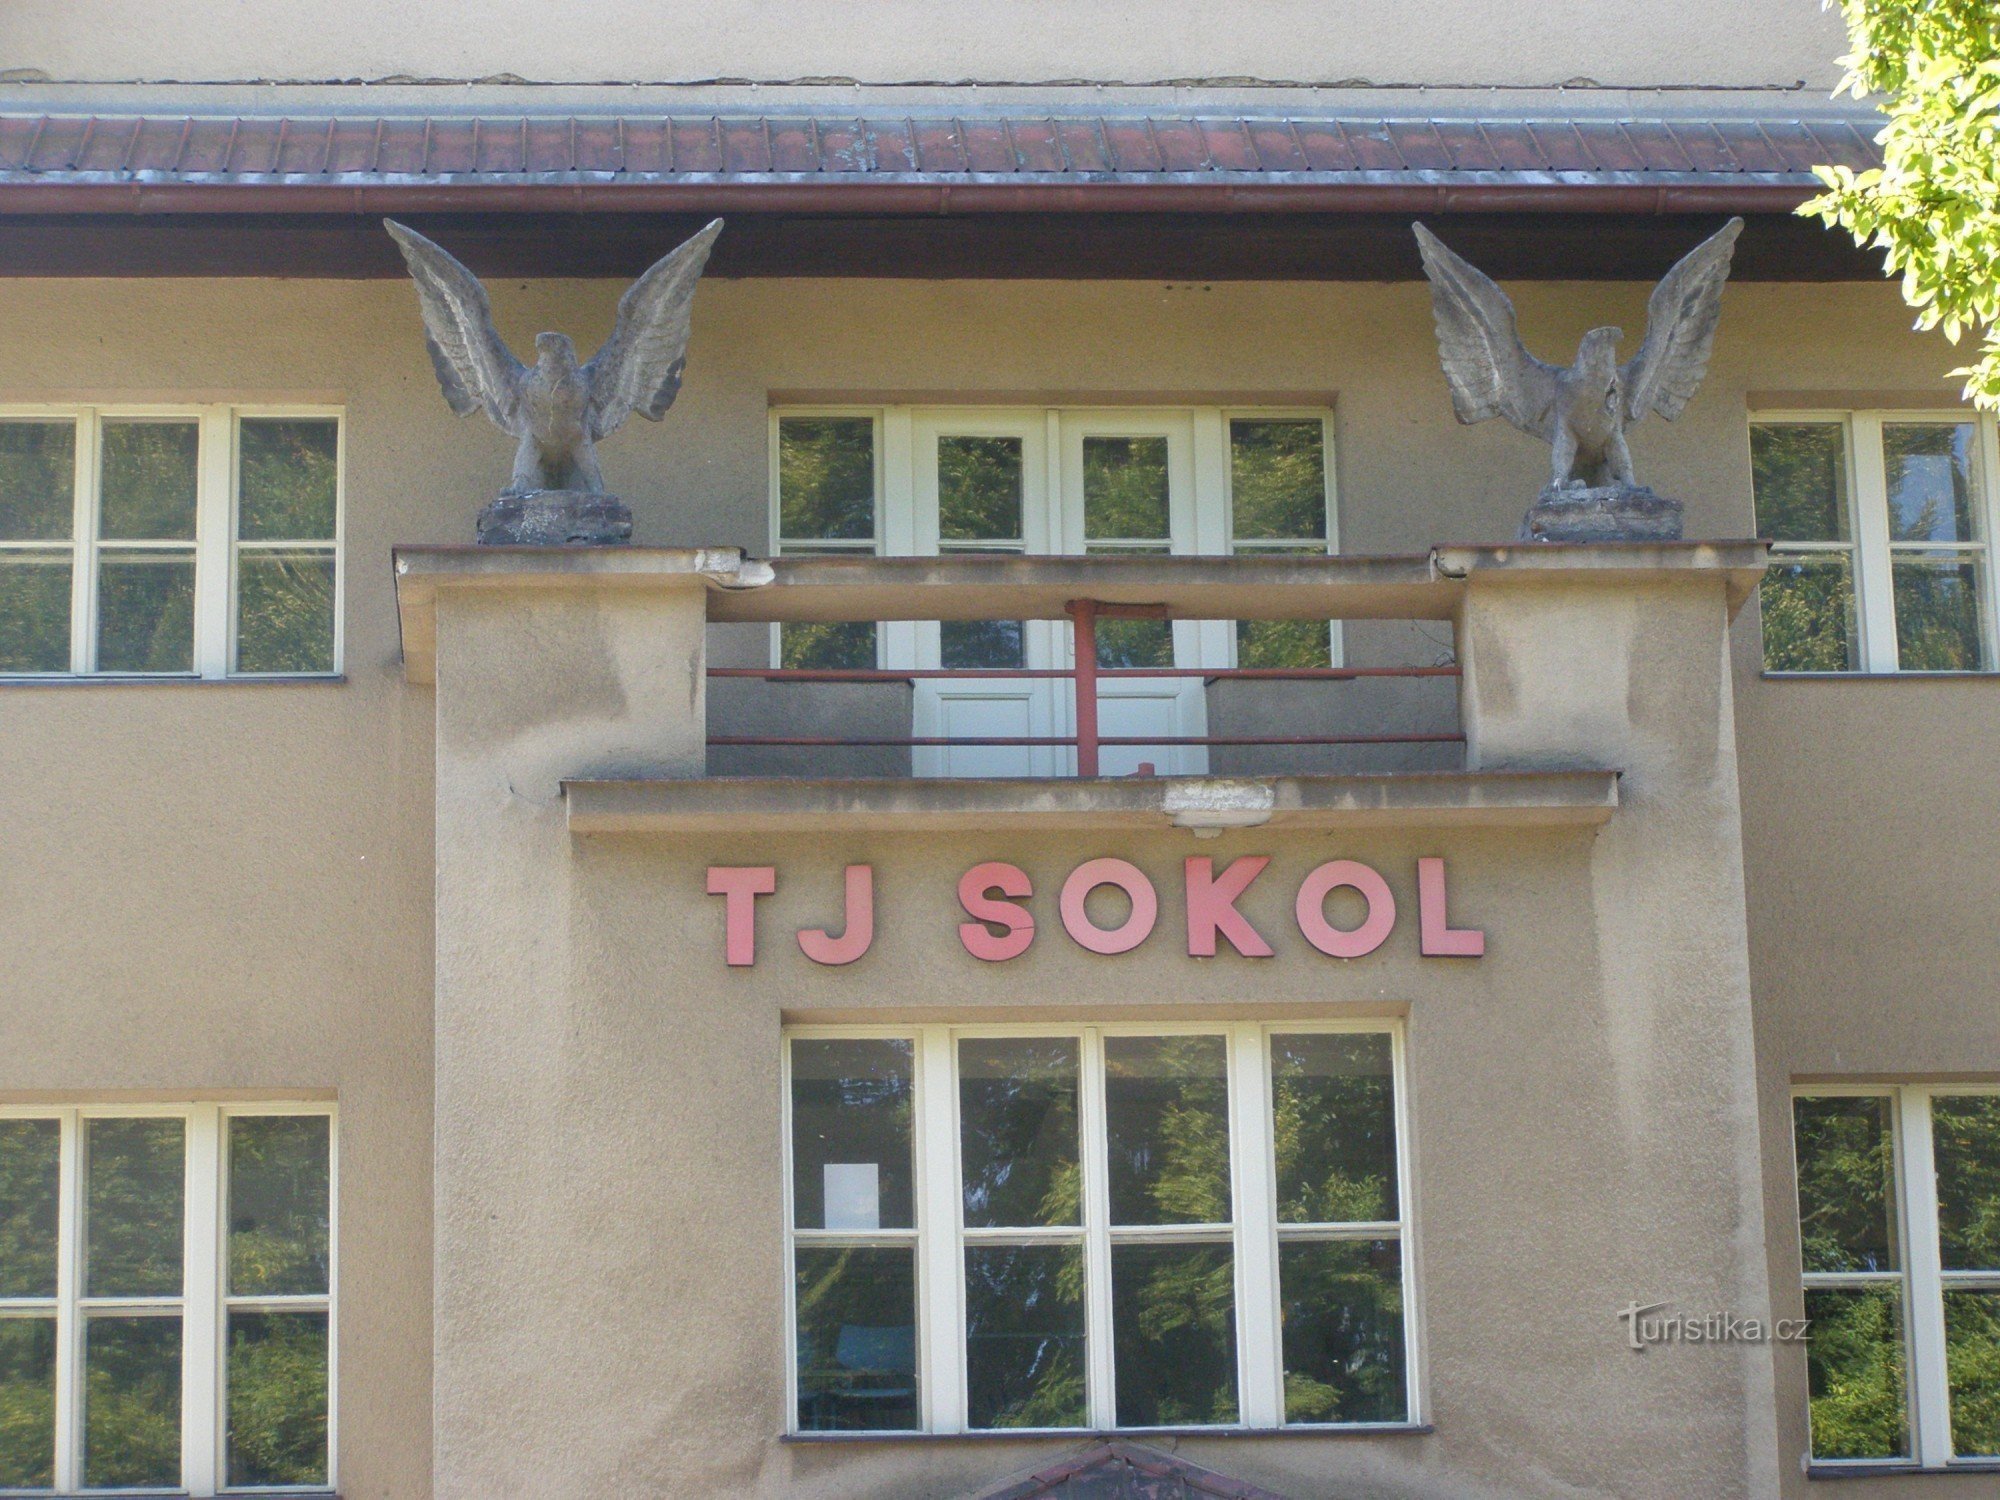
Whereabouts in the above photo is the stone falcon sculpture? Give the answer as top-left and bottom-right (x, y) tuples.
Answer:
(1412, 216), (1743, 541)
(385, 217), (723, 544)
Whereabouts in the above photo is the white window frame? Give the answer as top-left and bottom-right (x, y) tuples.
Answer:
(1753, 410), (2000, 674)
(0, 1102), (338, 1496)
(767, 405), (1342, 672)
(781, 1020), (1418, 1436)
(0, 405), (345, 681)
(1791, 1083), (2000, 1469)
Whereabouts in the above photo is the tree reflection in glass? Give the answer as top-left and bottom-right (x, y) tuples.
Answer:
(1272, 1033), (1397, 1225)
(1805, 1286), (1909, 1460)
(1103, 1036), (1229, 1226)
(82, 1315), (181, 1489)
(1110, 1243), (1237, 1427)
(1279, 1240), (1406, 1423)
(85, 1118), (185, 1298)
(965, 1245), (1086, 1429)
(1793, 1097), (1897, 1275)
(959, 1038), (1079, 1229)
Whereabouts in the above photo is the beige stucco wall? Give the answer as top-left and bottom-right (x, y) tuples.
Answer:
(0, 0), (1848, 90)
(0, 265), (1994, 1495)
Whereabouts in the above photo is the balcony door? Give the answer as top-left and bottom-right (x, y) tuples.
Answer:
(900, 410), (1212, 778)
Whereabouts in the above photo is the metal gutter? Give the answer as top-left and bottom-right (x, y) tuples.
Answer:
(0, 176), (1818, 214)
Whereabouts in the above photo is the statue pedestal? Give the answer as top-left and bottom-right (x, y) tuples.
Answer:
(476, 490), (633, 546)
(1519, 483), (1683, 544)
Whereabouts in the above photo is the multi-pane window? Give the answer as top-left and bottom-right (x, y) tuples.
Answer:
(0, 1106), (334, 1495)
(1792, 1089), (2000, 1468)
(1752, 413), (1999, 673)
(785, 1024), (1412, 1434)
(0, 408), (342, 679)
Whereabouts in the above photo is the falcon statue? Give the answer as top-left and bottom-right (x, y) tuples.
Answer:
(1412, 217), (1743, 492)
(385, 217), (723, 496)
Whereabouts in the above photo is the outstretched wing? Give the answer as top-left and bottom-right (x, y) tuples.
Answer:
(582, 219), (724, 442)
(1622, 217), (1743, 423)
(1412, 222), (1561, 441)
(383, 220), (527, 431)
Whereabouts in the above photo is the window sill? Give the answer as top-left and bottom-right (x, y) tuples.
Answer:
(1759, 671), (1999, 681)
(783, 1423), (1434, 1444)
(1808, 1461), (2000, 1479)
(0, 674), (347, 688)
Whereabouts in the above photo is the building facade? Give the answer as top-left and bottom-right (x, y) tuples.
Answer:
(0, 2), (1996, 1497)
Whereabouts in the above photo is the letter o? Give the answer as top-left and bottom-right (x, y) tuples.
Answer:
(1059, 858), (1159, 955)
(1295, 860), (1397, 958)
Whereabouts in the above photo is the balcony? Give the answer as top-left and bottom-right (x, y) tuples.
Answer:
(393, 541), (1766, 836)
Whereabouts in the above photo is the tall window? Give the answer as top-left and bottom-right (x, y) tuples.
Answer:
(1752, 413), (1999, 673)
(1792, 1089), (2000, 1468)
(0, 408), (342, 679)
(771, 413), (878, 671)
(1228, 415), (1336, 669)
(0, 1105), (334, 1495)
(785, 1024), (1412, 1434)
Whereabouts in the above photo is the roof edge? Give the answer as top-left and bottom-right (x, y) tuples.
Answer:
(0, 177), (1818, 215)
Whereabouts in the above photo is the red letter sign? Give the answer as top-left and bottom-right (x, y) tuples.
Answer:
(1059, 858), (1159, 955)
(1295, 860), (1396, 959)
(958, 862), (1035, 962)
(1184, 855), (1274, 958)
(1417, 857), (1485, 956)
(798, 864), (876, 966)
(707, 866), (777, 967)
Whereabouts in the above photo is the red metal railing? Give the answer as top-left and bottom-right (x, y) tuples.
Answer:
(708, 599), (1463, 775)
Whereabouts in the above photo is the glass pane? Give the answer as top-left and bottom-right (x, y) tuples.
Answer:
(1934, 1095), (2000, 1272)
(1893, 555), (1988, 671)
(0, 1318), (55, 1490)
(1272, 1033), (1399, 1225)
(0, 421), (75, 541)
(236, 550), (336, 674)
(1279, 1239), (1406, 1424)
(965, 1244), (1087, 1430)
(0, 556), (71, 673)
(0, 1121), (60, 1299)
(1230, 419), (1327, 541)
(1884, 422), (1981, 544)
(1237, 618), (1331, 671)
(1104, 1035), (1231, 1226)
(1110, 1243), (1237, 1427)
(96, 550), (195, 674)
(1793, 1096), (1897, 1274)
(85, 1117), (185, 1298)
(227, 1310), (329, 1488)
(82, 1315), (182, 1490)
(779, 418), (875, 542)
(938, 435), (1023, 543)
(1751, 424), (1851, 543)
(99, 420), (197, 541)
(793, 1246), (917, 1431)
(229, 1115), (331, 1296)
(1083, 436), (1170, 541)
(1804, 1286), (1908, 1461)
(238, 418), (338, 541)
(1946, 1289), (2000, 1458)
(790, 1039), (914, 1231)
(941, 619), (1024, 670)
(1760, 556), (1859, 673)
(1094, 617), (1174, 670)
(780, 621), (875, 671)
(959, 1037), (1080, 1229)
